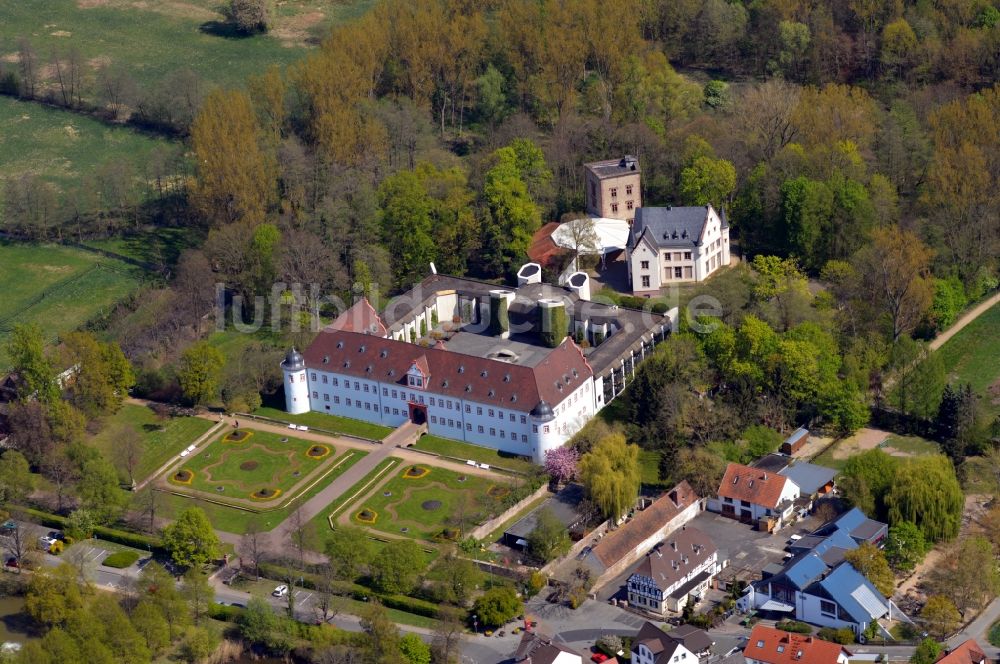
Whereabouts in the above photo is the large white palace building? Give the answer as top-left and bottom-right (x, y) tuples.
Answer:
(282, 268), (674, 463)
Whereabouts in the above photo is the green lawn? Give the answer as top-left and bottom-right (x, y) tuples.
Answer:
(935, 300), (1000, 420)
(84, 228), (199, 268)
(88, 403), (215, 481)
(306, 457), (401, 536)
(0, 0), (371, 96)
(881, 435), (939, 456)
(0, 242), (144, 368)
(253, 406), (393, 441)
(989, 620), (1000, 648)
(171, 429), (335, 498)
(0, 96), (175, 190)
(411, 434), (537, 474)
(639, 449), (667, 487)
(152, 448), (367, 534)
(811, 434), (940, 472)
(352, 464), (503, 542)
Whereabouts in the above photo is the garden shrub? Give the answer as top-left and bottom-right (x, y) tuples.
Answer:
(817, 627), (855, 644)
(776, 620), (813, 634)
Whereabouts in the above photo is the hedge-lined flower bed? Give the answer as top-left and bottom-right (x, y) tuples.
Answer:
(102, 551), (141, 568)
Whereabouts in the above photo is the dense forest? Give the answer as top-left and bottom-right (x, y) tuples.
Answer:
(0, 1), (999, 662)
(1, 0), (997, 472)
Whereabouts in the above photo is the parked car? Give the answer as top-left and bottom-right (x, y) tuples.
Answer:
(272, 584), (289, 598)
(591, 654), (609, 663)
(0, 520), (16, 535)
(5, 557), (19, 569)
(38, 534), (58, 550)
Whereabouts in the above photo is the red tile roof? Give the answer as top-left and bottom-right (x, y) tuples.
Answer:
(589, 482), (699, 568)
(528, 222), (570, 269)
(327, 298), (387, 336)
(717, 462), (793, 509)
(302, 329), (593, 412)
(937, 639), (989, 664)
(744, 625), (851, 664)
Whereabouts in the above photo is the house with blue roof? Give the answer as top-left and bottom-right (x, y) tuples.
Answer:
(736, 508), (901, 638)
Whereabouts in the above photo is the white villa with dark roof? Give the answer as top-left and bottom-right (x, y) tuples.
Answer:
(282, 269), (674, 463)
(626, 205), (730, 296)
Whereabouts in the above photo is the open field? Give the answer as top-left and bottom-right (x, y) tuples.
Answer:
(410, 434), (537, 474)
(351, 463), (506, 542)
(168, 428), (337, 500)
(935, 299), (1000, 421)
(0, 242), (144, 367)
(88, 403), (215, 481)
(811, 429), (940, 471)
(252, 406), (392, 441)
(84, 227), (199, 268)
(153, 447), (367, 533)
(0, 97), (174, 189)
(0, 0), (371, 95)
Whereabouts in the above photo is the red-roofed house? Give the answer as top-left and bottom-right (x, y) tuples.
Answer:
(707, 463), (800, 531)
(743, 625), (851, 664)
(328, 298), (388, 336)
(936, 639), (990, 664)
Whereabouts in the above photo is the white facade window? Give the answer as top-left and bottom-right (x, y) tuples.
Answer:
(312, 391), (318, 398)
(332, 377), (338, 386)
(311, 373), (317, 381)
(322, 375), (328, 384)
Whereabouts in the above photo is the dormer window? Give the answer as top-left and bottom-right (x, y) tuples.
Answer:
(458, 365), (464, 374)
(488, 389), (495, 397)
(323, 356), (330, 364)
(380, 350), (388, 358)
(359, 345), (366, 353)
(481, 370), (488, 378)
(503, 374), (511, 383)
(336, 341), (344, 349)
(344, 360), (350, 368)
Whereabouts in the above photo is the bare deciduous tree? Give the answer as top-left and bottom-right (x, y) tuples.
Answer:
(238, 517), (264, 581)
(16, 38), (37, 99)
(97, 63), (137, 121)
(114, 423), (144, 488)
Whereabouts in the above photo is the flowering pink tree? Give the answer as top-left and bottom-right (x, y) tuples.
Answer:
(544, 446), (580, 485)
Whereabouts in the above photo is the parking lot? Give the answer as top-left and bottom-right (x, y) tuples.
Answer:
(594, 508), (824, 605)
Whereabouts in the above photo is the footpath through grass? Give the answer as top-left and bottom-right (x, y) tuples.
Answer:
(411, 434), (537, 474)
(252, 406), (392, 441)
(88, 403), (215, 481)
(935, 299), (1000, 421)
(0, 242), (143, 367)
(306, 457), (401, 536)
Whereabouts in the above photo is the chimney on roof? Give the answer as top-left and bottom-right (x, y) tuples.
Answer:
(671, 541), (677, 551)
(763, 473), (768, 480)
(669, 489), (679, 506)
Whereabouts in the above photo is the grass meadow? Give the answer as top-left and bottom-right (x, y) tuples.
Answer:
(0, 97), (174, 190)
(0, 0), (371, 94)
(88, 403), (215, 481)
(0, 242), (144, 367)
(935, 300), (1000, 421)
